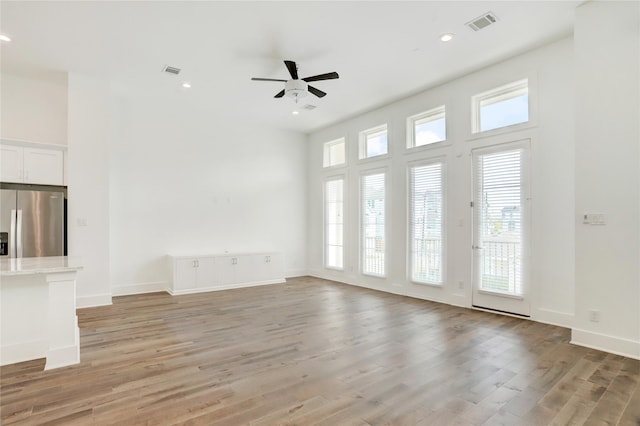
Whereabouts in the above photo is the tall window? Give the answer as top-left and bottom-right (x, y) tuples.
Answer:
(359, 125), (388, 159)
(325, 178), (344, 269)
(472, 79), (528, 133)
(409, 161), (444, 284)
(361, 172), (386, 276)
(473, 147), (526, 295)
(407, 106), (446, 148)
(323, 138), (346, 168)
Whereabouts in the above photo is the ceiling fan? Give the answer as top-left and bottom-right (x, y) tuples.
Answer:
(251, 60), (339, 103)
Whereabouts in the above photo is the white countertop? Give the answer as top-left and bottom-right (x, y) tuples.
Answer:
(1, 256), (83, 276)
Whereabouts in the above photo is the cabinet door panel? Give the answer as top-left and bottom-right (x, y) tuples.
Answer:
(216, 256), (237, 284)
(253, 253), (284, 281)
(174, 258), (197, 290)
(196, 257), (218, 288)
(234, 255), (256, 284)
(23, 147), (63, 185)
(1, 145), (23, 183)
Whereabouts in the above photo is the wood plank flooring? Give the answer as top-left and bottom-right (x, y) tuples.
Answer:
(1, 276), (639, 425)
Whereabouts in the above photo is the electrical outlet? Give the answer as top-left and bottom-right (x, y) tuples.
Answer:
(583, 214), (605, 225)
(588, 310), (600, 323)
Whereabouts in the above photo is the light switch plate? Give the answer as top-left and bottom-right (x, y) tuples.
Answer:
(583, 213), (605, 225)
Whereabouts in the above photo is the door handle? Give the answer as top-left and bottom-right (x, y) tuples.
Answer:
(16, 210), (23, 257)
(9, 209), (16, 258)
(473, 245), (483, 250)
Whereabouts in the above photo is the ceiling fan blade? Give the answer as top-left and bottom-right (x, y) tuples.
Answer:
(284, 60), (298, 79)
(274, 90), (285, 98)
(307, 85), (327, 98)
(303, 72), (339, 82)
(251, 78), (287, 82)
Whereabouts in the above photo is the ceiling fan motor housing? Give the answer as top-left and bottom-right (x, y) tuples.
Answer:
(285, 79), (308, 98)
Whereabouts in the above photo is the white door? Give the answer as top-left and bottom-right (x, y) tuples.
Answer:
(472, 140), (531, 316)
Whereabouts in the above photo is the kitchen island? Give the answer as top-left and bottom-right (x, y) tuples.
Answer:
(1, 256), (83, 369)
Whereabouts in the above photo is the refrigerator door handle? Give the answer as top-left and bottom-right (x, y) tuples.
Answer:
(16, 209), (23, 258)
(9, 209), (17, 258)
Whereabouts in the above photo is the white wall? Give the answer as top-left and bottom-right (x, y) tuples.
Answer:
(308, 37), (576, 328)
(67, 73), (111, 307)
(109, 92), (308, 295)
(572, 1), (640, 358)
(0, 71), (68, 145)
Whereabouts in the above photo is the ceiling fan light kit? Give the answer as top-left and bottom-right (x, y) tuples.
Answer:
(252, 60), (339, 104)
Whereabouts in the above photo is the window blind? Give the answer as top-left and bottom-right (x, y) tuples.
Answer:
(410, 162), (443, 284)
(361, 172), (385, 276)
(325, 178), (344, 269)
(474, 149), (523, 295)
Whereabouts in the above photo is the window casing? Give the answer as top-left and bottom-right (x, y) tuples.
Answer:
(325, 178), (344, 270)
(323, 138), (346, 168)
(359, 125), (388, 159)
(472, 79), (529, 134)
(407, 106), (446, 148)
(361, 171), (386, 276)
(409, 161), (444, 285)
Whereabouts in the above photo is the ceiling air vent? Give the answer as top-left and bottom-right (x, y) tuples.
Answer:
(162, 65), (181, 75)
(466, 12), (498, 31)
(302, 104), (317, 110)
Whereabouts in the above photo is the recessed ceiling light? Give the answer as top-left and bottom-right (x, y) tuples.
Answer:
(292, 111), (299, 115)
(440, 33), (454, 42)
(0, 35), (11, 42)
(182, 82), (191, 88)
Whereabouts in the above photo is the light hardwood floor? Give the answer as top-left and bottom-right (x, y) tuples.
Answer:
(1, 276), (639, 425)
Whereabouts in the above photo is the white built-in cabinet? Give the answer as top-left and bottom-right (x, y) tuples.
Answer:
(1, 141), (65, 185)
(169, 253), (284, 295)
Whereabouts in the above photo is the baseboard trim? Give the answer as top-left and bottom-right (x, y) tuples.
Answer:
(76, 293), (112, 308)
(534, 308), (574, 329)
(112, 281), (169, 296)
(0, 339), (47, 366)
(45, 324), (80, 370)
(285, 269), (308, 278)
(571, 328), (640, 360)
(168, 279), (285, 296)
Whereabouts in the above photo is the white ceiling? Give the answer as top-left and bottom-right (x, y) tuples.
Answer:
(1, 1), (582, 134)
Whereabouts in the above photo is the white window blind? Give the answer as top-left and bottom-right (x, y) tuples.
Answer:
(325, 178), (344, 269)
(361, 172), (385, 276)
(409, 162), (443, 284)
(474, 148), (524, 295)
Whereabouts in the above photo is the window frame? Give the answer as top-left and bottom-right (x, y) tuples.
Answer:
(360, 168), (387, 278)
(322, 137), (347, 168)
(407, 157), (446, 286)
(359, 124), (389, 161)
(471, 78), (530, 135)
(406, 105), (447, 150)
(324, 175), (346, 271)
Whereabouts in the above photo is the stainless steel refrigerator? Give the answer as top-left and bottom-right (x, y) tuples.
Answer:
(0, 184), (66, 258)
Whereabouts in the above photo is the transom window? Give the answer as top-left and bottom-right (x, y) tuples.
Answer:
(472, 79), (528, 133)
(323, 138), (346, 168)
(407, 106), (446, 148)
(359, 125), (388, 159)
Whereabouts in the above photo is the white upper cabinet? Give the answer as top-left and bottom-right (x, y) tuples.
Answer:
(1, 142), (64, 185)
